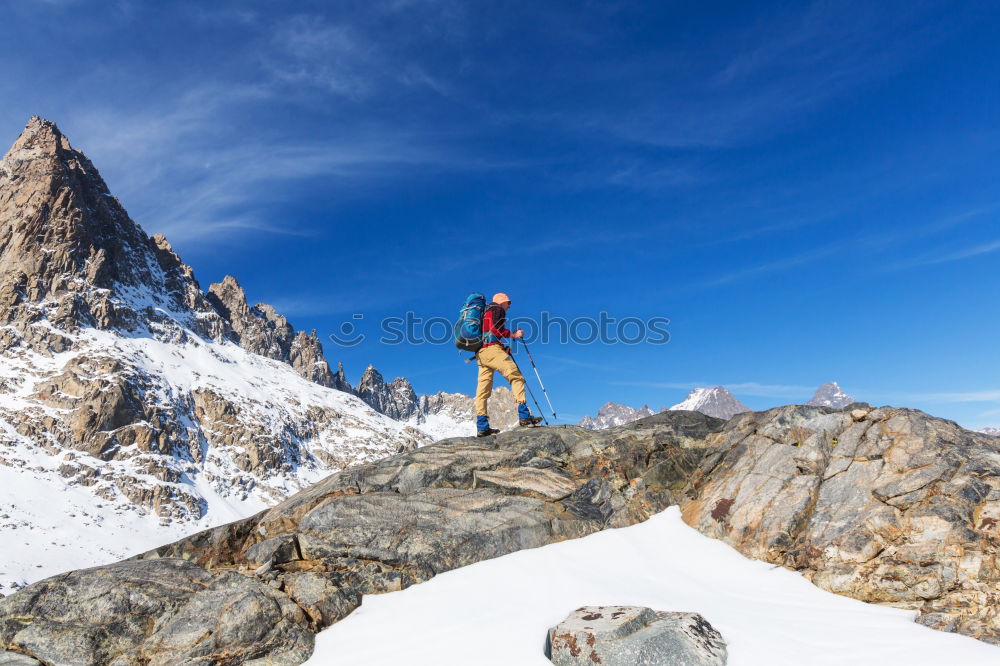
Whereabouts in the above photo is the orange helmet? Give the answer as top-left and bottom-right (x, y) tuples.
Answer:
(492, 292), (511, 305)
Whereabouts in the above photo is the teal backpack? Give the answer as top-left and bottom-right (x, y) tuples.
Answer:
(454, 292), (486, 352)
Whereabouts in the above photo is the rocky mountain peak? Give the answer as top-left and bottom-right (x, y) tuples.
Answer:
(289, 329), (335, 387)
(578, 388), (750, 430)
(0, 117), (464, 421)
(9, 115), (67, 153)
(357, 363), (384, 387)
(806, 381), (854, 408)
(1, 116), (148, 289)
(667, 386), (750, 420)
(0, 116), (227, 340)
(207, 276), (272, 341)
(579, 401), (654, 430)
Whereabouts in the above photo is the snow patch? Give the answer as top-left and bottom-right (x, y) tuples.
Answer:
(307, 507), (999, 665)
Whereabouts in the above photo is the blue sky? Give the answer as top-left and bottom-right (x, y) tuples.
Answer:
(2, 1), (999, 426)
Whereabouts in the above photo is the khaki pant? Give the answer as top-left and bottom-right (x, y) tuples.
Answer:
(475, 344), (526, 416)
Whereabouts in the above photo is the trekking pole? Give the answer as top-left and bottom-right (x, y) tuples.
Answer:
(518, 339), (557, 420)
(510, 339), (549, 425)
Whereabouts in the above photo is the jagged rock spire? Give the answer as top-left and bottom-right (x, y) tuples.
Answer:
(289, 329), (335, 387)
(356, 364), (419, 420)
(332, 361), (352, 393)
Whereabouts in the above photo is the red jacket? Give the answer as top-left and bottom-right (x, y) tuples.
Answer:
(482, 303), (511, 351)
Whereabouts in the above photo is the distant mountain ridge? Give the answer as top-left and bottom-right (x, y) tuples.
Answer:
(579, 382), (855, 429)
(579, 402), (654, 430)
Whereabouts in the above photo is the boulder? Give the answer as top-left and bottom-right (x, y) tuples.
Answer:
(140, 571), (312, 666)
(680, 405), (1000, 644)
(546, 606), (727, 665)
(0, 559), (213, 666)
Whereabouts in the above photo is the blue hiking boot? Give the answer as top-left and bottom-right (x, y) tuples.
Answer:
(477, 415), (500, 437)
(517, 404), (542, 427)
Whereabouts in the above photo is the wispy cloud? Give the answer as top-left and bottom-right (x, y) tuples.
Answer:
(563, 1), (959, 149)
(593, 159), (710, 192)
(668, 202), (999, 294)
(727, 382), (817, 397)
(866, 205), (999, 250)
(262, 15), (378, 99)
(902, 389), (1000, 403)
(262, 294), (375, 318)
(892, 237), (1000, 270)
(611, 380), (814, 398)
(256, 9), (467, 102)
(610, 380), (1000, 406)
(672, 241), (844, 293)
(0, 3), (493, 244)
(61, 78), (501, 242)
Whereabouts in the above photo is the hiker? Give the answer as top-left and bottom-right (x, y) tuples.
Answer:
(475, 293), (542, 436)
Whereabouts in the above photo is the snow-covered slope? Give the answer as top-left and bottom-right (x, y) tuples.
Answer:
(410, 405), (476, 439)
(668, 386), (750, 420)
(306, 507), (998, 665)
(806, 381), (855, 408)
(0, 445), (263, 596)
(978, 427), (1000, 437)
(0, 327), (429, 594)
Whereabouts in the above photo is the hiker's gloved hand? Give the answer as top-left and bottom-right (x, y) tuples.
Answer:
(513, 330), (524, 339)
